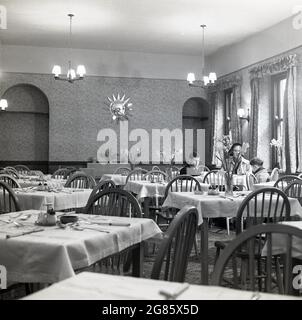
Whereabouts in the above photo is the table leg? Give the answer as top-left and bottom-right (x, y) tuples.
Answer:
(132, 242), (145, 277)
(200, 221), (209, 285)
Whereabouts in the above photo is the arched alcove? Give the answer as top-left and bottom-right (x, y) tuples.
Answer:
(182, 97), (211, 165)
(0, 84), (49, 163)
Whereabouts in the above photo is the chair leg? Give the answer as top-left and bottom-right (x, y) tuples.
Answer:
(214, 247), (221, 266)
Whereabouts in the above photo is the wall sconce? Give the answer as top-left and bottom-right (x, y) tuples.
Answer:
(0, 99), (8, 111)
(237, 108), (250, 122)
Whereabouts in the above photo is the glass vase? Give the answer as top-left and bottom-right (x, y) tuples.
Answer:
(225, 175), (234, 197)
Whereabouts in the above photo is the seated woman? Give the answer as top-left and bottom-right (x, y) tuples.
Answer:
(180, 151), (200, 175)
(229, 143), (251, 175)
(250, 157), (270, 183)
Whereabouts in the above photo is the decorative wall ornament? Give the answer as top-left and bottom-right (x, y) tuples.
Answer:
(105, 93), (133, 121)
(207, 74), (242, 93)
(249, 54), (297, 79)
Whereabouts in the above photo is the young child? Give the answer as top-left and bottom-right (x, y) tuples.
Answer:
(250, 157), (270, 183)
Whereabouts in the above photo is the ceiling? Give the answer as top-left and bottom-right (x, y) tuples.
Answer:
(0, 0), (300, 56)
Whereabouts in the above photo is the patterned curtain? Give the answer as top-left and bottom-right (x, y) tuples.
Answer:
(282, 65), (298, 173)
(230, 85), (240, 143)
(249, 54), (298, 169)
(208, 75), (242, 164)
(249, 78), (260, 159)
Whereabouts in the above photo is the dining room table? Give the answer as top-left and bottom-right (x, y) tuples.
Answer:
(162, 190), (302, 285)
(253, 181), (276, 190)
(10, 187), (92, 211)
(0, 210), (162, 284)
(23, 271), (300, 300)
(100, 174), (128, 186)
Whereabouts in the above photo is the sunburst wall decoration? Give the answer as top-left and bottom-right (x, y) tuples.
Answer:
(104, 93), (133, 122)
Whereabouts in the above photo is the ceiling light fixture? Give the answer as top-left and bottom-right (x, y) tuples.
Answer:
(52, 14), (86, 83)
(187, 25), (217, 88)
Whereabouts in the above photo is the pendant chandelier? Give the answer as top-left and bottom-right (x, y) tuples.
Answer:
(187, 25), (217, 88)
(52, 14), (86, 83)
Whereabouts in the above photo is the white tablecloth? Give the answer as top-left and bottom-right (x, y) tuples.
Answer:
(101, 174), (127, 186)
(24, 272), (298, 300)
(163, 191), (302, 226)
(11, 188), (92, 211)
(17, 178), (67, 189)
(253, 181), (276, 190)
(0, 210), (162, 284)
(124, 180), (209, 200)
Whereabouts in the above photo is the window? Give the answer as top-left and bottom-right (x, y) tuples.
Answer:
(224, 89), (233, 135)
(271, 73), (287, 167)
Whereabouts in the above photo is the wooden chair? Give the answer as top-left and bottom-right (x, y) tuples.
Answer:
(214, 187), (291, 264)
(125, 168), (148, 184)
(87, 179), (116, 204)
(203, 170), (226, 191)
(197, 165), (210, 172)
(3, 168), (20, 179)
(274, 175), (301, 191)
(0, 174), (21, 189)
(14, 165), (31, 174)
(143, 170), (168, 182)
(150, 175), (201, 255)
(151, 205), (198, 282)
(246, 172), (258, 191)
(270, 167), (280, 182)
(64, 172), (96, 189)
(212, 224), (302, 295)
(0, 181), (21, 214)
(166, 166), (180, 181)
(51, 168), (72, 180)
(84, 188), (142, 217)
(284, 179), (302, 206)
(114, 167), (131, 175)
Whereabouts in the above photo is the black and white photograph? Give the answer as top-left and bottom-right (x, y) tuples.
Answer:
(0, 0), (302, 308)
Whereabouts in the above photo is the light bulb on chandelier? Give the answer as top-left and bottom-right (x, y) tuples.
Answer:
(187, 25), (217, 88)
(52, 14), (86, 83)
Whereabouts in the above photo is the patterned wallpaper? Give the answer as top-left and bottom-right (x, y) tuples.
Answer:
(0, 72), (205, 162)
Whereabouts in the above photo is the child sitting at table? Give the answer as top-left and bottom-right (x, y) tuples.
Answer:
(250, 157), (270, 183)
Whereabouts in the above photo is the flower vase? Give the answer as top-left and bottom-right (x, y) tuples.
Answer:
(225, 175), (233, 197)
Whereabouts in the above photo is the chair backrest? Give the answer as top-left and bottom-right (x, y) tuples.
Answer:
(87, 179), (116, 204)
(273, 175), (301, 191)
(3, 168), (20, 179)
(0, 181), (21, 214)
(151, 166), (161, 171)
(113, 167), (131, 175)
(246, 172), (258, 191)
(84, 188), (142, 217)
(270, 167), (280, 182)
(14, 165), (31, 174)
(284, 179), (302, 206)
(197, 165), (210, 172)
(0, 174), (21, 188)
(211, 223), (302, 295)
(143, 170), (168, 182)
(235, 187), (291, 234)
(203, 170), (226, 191)
(125, 168), (148, 184)
(64, 172), (96, 189)
(166, 166), (180, 181)
(51, 168), (71, 179)
(164, 175), (201, 199)
(151, 205), (198, 282)
(298, 173), (302, 179)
